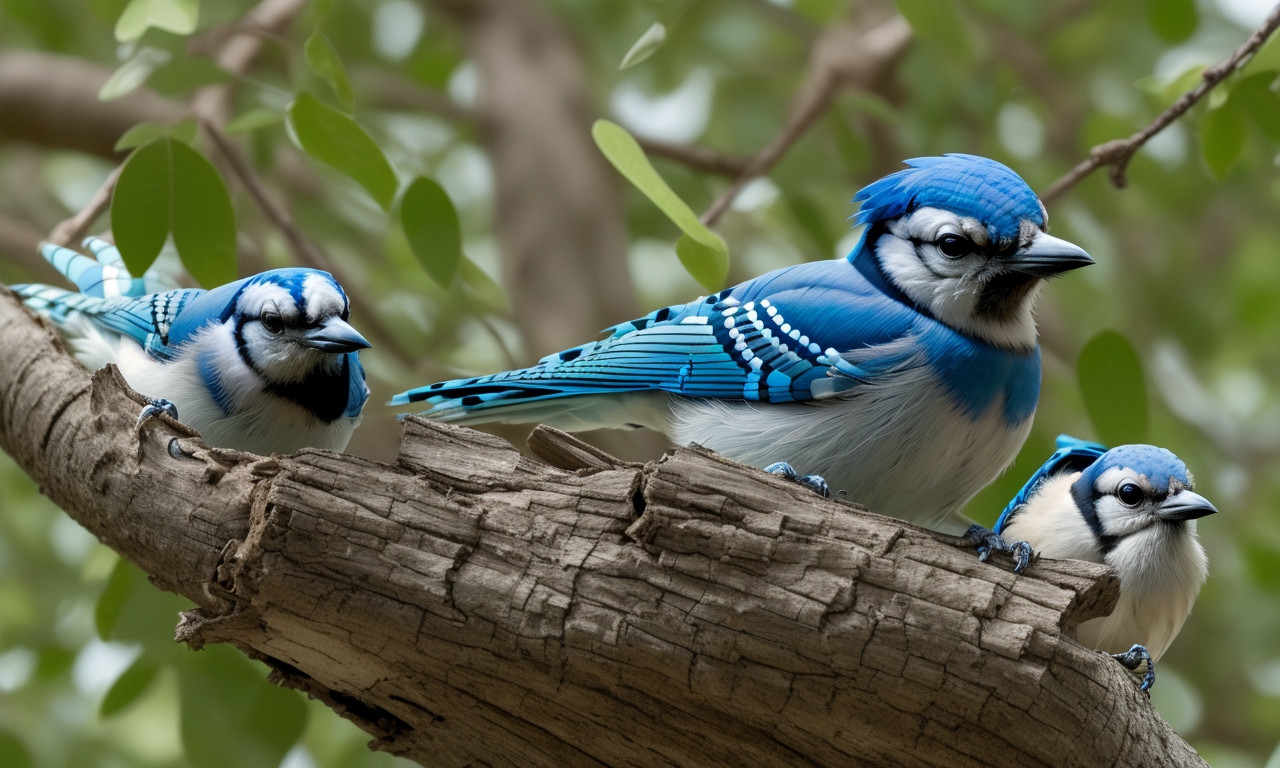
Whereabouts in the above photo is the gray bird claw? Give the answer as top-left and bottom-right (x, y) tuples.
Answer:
(1111, 643), (1155, 694)
(966, 524), (1035, 574)
(765, 462), (830, 498)
(137, 398), (179, 428)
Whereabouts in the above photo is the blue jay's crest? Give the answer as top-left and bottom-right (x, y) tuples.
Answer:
(1076, 444), (1192, 498)
(853, 154), (1047, 241)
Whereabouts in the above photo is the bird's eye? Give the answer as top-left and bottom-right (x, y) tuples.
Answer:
(261, 310), (284, 335)
(937, 234), (971, 259)
(1117, 483), (1144, 507)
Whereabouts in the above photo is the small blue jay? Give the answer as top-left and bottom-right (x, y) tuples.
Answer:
(393, 155), (1093, 533)
(983, 435), (1216, 691)
(12, 238), (370, 455)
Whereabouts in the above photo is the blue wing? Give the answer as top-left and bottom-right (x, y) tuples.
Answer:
(391, 259), (921, 417)
(12, 238), (207, 360)
(994, 434), (1108, 532)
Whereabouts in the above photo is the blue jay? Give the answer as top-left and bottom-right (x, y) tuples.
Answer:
(983, 435), (1216, 690)
(12, 238), (370, 455)
(393, 155), (1093, 533)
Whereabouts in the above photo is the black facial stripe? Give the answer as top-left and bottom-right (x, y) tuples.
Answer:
(1071, 476), (1119, 555)
(974, 273), (1037, 321)
(266, 356), (352, 422)
(233, 316), (262, 375)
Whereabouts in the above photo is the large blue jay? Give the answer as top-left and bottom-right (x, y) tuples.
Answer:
(984, 435), (1216, 690)
(12, 238), (370, 455)
(393, 155), (1093, 534)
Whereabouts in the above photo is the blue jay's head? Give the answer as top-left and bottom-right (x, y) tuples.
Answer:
(1071, 445), (1218, 548)
(233, 269), (370, 384)
(852, 154), (1093, 349)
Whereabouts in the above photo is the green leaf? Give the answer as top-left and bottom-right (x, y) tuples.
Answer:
(114, 0), (198, 42)
(0, 727), (31, 768)
(1235, 72), (1280, 143)
(674, 234), (730, 295)
(100, 658), (159, 717)
(400, 176), (463, 287)
(1147, 0), (1196, 42)
(224, 107), (283, 135)
(893, 0), (974, 64)
(98, 47), (171, 101)
(459, 258), (510, 314)
(114, 117), (197, 151)
(619, 22), (666, 69)
(94, 556), (134, 640)
(304, 30), (354, 110)
(287, 92), (397, 210)
(1201, 93), (1247, 179)
(180, 647), (308, 768)
(1077, 329), (1148, 447)
(111, 137), (237, 285)
(591, 119), (728, 290)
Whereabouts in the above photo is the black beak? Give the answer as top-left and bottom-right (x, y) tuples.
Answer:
(1007, 231), (1094, 276)
(299, 318), (371, 353)
(1157, 490), (1218, 521)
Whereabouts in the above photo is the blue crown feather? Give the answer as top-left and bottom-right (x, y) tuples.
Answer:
(853, 154), (1044, 242)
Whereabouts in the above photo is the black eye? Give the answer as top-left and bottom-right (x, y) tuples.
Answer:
(937, 234), (971, 259)
(1117, 483), (1144, 507)
(261, 311), (284, 335)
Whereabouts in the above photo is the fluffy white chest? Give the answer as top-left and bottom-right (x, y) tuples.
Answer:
(666, 367), (1030, 534)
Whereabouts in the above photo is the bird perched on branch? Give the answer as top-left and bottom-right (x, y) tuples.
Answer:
(393, 154), (1093, 533)
(980, 435), (1216, 691)
(12, 238), (370, 455)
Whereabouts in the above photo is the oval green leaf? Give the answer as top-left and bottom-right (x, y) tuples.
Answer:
(224, 107), (283, 135)
(1147, 0), (1196, 42)
(1236, 72), (1280, 143)
(180, 647), (308, 768)
(288, 92), (397, 210)
(99, 47), (171, 101)
(115, 0), (198, 42)
(591, 119), (728, 290)
(100, 658), (159, 717)
(1201, 93), (1247, 179)
(400, 176), (463, 287)
(111, 137), (237, 285)
(114, 117), (198, 151)
(304, 30), (354, 110)
(94, 556), (134, 640)
(619, 22), (666, 70)
(1077, 329), (1148, 446)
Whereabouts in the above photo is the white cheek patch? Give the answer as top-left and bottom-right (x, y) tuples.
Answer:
(301, 273), (346, 323)
(239, 283), (300, 323)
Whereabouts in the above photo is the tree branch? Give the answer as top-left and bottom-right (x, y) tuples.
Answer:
(0, 286), (1207, 767)
(700, 15), (913, 227)
(1042, 4), (1280, 204)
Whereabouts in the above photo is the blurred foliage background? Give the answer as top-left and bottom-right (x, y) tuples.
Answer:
(0, 0), (1279, 765)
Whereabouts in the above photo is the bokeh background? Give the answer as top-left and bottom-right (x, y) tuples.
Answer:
(1, 0), (1279, 765)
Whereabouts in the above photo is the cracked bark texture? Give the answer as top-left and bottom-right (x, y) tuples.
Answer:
(0, 287), (1206, 767)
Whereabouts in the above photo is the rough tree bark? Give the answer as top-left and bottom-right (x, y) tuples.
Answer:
(0, 286), (1206, 767)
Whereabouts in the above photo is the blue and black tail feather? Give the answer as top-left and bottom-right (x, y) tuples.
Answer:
(12, 238), (203, 359)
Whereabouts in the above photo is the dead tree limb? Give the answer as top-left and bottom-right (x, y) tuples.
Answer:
(0, 287), (1206, 768)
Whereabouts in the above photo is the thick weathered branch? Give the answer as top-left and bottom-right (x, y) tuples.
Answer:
(0, 287), (1206, 767)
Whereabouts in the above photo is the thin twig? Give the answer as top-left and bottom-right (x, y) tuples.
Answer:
(1042, 2), (1280, 204)
(47, 164), (123, 247)
(700, 15), (912, 227)
(636, 137), (753, 177)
